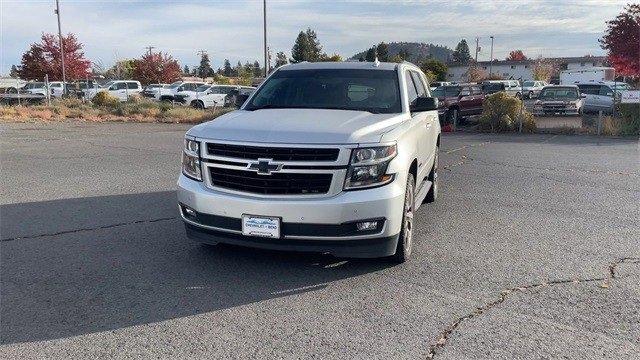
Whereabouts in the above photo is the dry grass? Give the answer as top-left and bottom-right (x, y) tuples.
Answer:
(0, 98), (233, 124)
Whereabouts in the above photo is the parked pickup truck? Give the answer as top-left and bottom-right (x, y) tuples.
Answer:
(153, 81), (206, 102)
(433, 84), (485, 124)
(178, 61), (441, 262)
(533, 85), (584, 116)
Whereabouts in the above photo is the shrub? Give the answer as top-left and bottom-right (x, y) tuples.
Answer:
(92, 91), (119, 107)
(478, 92), (534, 132)
(602, 116), (620, 136)
(616, 103), (640, 136)
(127, 93), (144, 103)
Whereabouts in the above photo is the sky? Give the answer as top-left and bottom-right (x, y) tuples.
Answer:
(0, 0), (628, 75)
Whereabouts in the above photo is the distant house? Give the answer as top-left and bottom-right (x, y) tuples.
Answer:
(446, 56), (608, 83)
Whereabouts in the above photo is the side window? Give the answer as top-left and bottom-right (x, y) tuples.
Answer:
(599, 86), (613, 96)
(410, 71), (427, 97)
(127, 82), (139, 90)
(578, 85), (599, 95)
(404, 71), (418, 106)
(116, 82), (127, 90)
(471, 86), (482, 95)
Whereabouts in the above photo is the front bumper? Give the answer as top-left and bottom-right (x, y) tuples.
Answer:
(534, 108), (580, 116)
(177, 174), (405, 257)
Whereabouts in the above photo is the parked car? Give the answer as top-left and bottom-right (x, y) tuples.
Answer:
(153, 81), (206, 102)
(430, 81), (451, 91)
(576, 82), (617, 113)
(142, 83), (168, 98)
(533, 85), (584, 116)
(226, 86), (257, 107)
(432, 84), (485, 124)
(186, 85), (238, 109)
(26, 81), (65, 98)
(18, 82), (45, 94)
(83, 80), (143, 101)
(174, 84), (213, 106)
(482, 80), (522, 98)
(178, 61), (441, 262)
(522, 80), (548, 99)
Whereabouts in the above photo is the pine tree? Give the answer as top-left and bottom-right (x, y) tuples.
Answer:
(183, 65), (190, 75)
(376, 42), (389, 62)
(274, 52), (288, 68)
(253, 60), (262, 77)
(452, 39), (472, 64)
(9, 65), (19, 78)
(223, 59), (233, 76)
(291, 28), (324, 62)
(197, 53), (214, 78)
(365, 47), (377, 61)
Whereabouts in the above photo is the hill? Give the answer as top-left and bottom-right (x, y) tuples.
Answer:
(350, 42), (452, 64)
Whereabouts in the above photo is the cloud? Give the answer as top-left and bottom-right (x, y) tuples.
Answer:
(0, 0), (626, 75)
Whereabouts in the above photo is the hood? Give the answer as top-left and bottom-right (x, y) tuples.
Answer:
(187, 108), (406, 144)
(437, 96), (459, 107)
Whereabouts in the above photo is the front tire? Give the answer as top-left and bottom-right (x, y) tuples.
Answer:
(392, 173), (415, 263)
(191, 100), (204, 109)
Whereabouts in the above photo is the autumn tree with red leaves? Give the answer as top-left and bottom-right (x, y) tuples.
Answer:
(18, 33), (91, 81)
(132, 52), (182, 85)
(506, 50), (527, 61)
(600, 4), (640, 78)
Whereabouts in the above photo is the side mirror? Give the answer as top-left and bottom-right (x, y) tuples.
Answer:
(580, 94), (587, 98)
(606, 92), (613, 97)
(411, 96), (438, 112)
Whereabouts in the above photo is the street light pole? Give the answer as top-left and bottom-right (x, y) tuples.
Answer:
(263, 0), (268, 77)
(55, 0), (66, 96)
(489, 36), (494, 77)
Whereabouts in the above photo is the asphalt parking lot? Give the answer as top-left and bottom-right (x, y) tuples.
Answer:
(1, 122), (638, 359)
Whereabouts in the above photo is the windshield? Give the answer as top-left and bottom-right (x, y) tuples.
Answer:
(167, 82), (182, 89)
(101, 81), (115, 89)
(482, 83), (505, 93)
(432, 86), (461, 98)
(540, 87), (578, 100)
(195, 84), (211, 92)
(245, 69), (401, 114)
(523, 81), (535, 87)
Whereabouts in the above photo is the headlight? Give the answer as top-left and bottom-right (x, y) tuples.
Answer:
(567, 102), (577, 108)
(344, 145), (396, 190)
(182, 138), (202, 181)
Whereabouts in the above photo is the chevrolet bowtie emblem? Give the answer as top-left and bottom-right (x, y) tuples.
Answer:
(247, 159), (283, 175)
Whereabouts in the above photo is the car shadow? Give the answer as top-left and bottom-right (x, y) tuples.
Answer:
(1, 191), (391, 344)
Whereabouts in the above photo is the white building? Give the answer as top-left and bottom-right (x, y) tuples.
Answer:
(446, 56), (607, 83)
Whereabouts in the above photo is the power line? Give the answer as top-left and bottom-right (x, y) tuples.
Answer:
(144, 46), (155, 55)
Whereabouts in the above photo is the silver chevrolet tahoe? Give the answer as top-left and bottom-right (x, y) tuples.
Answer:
(178, 61), (441, 262)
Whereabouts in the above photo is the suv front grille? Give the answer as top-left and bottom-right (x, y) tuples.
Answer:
(209, 167), (332, 195)
(207, 143), (339, 162)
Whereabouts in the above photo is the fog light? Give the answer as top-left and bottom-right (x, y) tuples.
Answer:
(182, 205), (196, 218)
(356, 221), (378, 231)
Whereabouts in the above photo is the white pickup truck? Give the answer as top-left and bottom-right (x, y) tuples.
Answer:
(178, 61), (441, 262)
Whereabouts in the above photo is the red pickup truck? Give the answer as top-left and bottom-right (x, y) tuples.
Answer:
(433, 84), (485, 124)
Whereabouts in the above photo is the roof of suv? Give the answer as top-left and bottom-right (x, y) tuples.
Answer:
(280, 61), (400, 71)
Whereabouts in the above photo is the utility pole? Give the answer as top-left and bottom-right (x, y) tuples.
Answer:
(263, 0), (268, 77)
(54, 0), (66, 96)
(475, 37), (479, 63)
(144, 46), (155, 55)
(489, 36), (494, 77)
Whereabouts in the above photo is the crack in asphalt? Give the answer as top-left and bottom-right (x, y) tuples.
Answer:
(426, 257), (640, 359)
(0, 216), (178, 242)
(473, 159), (637, 177)
(443, 141), (491, 154)
(442, 155), (473, 171)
